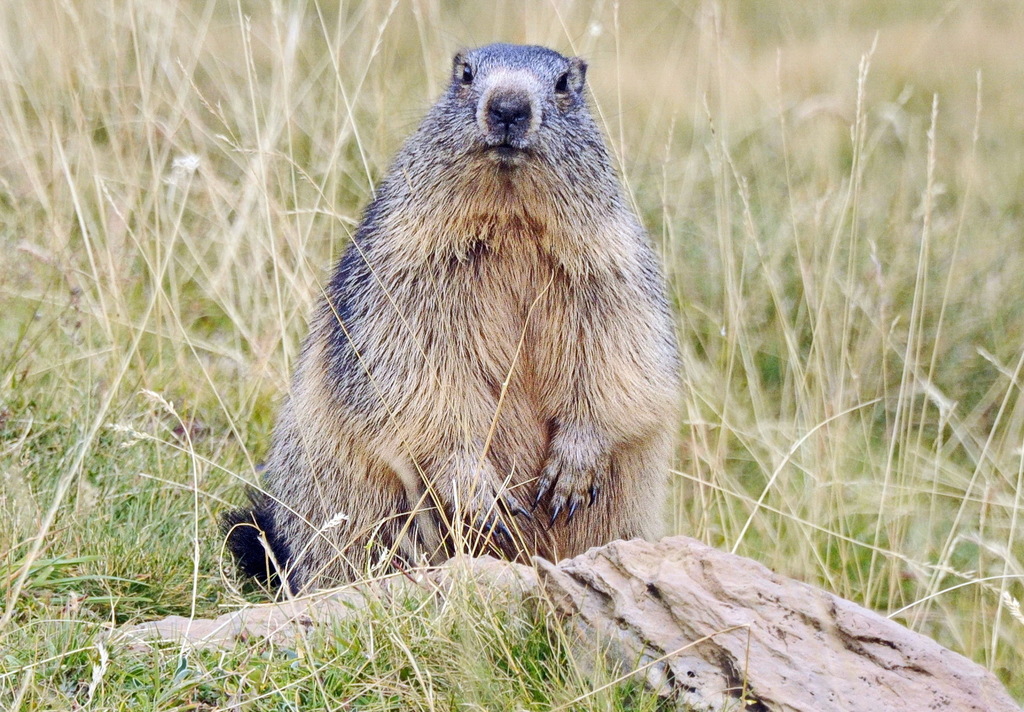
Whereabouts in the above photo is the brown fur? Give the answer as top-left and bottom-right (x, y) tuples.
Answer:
(223, 43), (679, 592)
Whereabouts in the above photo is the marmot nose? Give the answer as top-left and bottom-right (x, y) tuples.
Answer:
(486, 94), (532, 134)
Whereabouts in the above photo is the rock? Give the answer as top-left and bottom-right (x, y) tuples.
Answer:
(122, 536), (1021, 712)
(122, 589), (370, 650)
(536, 536), (1021, 712)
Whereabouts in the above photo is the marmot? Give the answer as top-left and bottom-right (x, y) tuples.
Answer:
(223, 43), (680, 592)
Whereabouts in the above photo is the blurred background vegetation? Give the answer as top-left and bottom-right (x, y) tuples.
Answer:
(0, 0), (1021, 707)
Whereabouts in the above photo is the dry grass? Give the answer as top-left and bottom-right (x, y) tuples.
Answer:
(0, 0), (1021, 707)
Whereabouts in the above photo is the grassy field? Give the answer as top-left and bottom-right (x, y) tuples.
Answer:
(1, 0), (1023, 708)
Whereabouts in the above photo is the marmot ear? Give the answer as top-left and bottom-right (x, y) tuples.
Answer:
(452, 50), (470, 82)
(568, 57), (587, 91)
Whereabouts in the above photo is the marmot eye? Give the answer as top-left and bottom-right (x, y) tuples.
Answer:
(461, 63), (474, 84)
(554, 72), (569, 93)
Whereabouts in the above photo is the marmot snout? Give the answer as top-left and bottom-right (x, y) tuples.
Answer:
(482, 89), (534, 147)
(223, 43), (680, 592)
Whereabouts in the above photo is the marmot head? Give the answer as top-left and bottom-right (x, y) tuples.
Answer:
(441, 44), (591, 171)
(380, 43), (621, 247)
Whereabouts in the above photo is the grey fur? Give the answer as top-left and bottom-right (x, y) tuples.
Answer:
(223, 43), (680, 592)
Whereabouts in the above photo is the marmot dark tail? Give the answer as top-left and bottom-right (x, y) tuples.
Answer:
(221, 492), (291, 588)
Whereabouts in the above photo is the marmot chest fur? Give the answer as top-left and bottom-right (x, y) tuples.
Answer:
(224, 43), (680, 592)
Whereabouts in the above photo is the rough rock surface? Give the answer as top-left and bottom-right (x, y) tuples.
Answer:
(535, 537), (1021, 712)
(124, 536), (1021, 712)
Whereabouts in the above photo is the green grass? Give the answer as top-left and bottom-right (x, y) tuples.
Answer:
(1, 0), (1022, 708)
